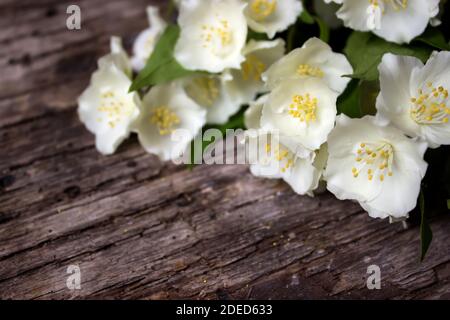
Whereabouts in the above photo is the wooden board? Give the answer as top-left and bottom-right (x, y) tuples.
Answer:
(0, 0), (449, 299)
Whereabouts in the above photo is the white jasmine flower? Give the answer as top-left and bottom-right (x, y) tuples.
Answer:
(98, 36), (132, 78)
(229, 39), (285, 105)
(324, 115), (428, 219)
(244, 0), (303, 39)
(376, 52), (450, 148)
(174, 0), (248, 73)
(131, 6), (167, 71)
(244, 94), (268, 129)
(244, 130), (326, 195)
(336, 0), (440, 44)
(182, 72), (243, 125)
(263, 37), (352, 94)
(136, 82), (206, 161)
(78, 61), (141, 155)
(261, 78), (339, 151)
(182, 39), (284, 125)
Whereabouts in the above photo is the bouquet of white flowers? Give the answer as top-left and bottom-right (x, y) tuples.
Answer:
(78, 0), (450, 260)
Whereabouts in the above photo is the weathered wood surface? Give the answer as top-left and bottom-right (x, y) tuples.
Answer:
(0, 0), (449, 300)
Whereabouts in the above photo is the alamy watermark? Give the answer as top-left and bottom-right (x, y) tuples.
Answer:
(366, 264), (381, 290)
(170, 128), (295, 173)
(66, 5), (81, 30)
(66, 265), (81, 290)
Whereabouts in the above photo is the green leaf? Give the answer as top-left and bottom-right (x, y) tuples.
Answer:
(359, 80), (379, 116)
(344, 32), (431, 81)
(299, 9), (315, 25)
(447, 199), (450, 210)
(414, 28), (450, 51)
(419, 191), (433, 262)
(298, 6), (329, 43)
(287, 25), (297, 52)
(247, 29), (268, 41)
(315, 17), (329, 43)
(165, 0), (176, 20)
(337, 79), (362, 118)
(136, 25), (179, 79)
(129, 25), (196, 92)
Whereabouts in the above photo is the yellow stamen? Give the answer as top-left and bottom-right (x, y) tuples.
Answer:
(185, 77), (220, 107)
(410, 83), (450, 124)
(150, 106), (180, 136)
(242, 54), (266, 81)
(352, 141), (394, 183)
(296, 64), (324, 78)
(288, 93), (318, 124)
(250, 0), (277, 21)
(97, 90), (133, 129)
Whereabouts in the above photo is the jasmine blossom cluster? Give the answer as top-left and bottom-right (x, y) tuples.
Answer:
(77, 0), (449, 221)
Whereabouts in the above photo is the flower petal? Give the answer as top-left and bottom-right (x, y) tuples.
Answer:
(131, 6), (167, 71)
(261, 77), (338, 150)
(78, 63), (141, 155)
(374, 0), (440, 44)
(99, 37), (132, 77)
(244, 0), (303, 38)
(263, 37), (352, 93)
(174, 0), (247, 73)
(182, 72), (242, 125)
(325, 114), (427, 219)
(137, 82), (206, 161)
(229, 38), (285, 105)
(244, 94), (268, 129)
(336, 0), (371, 32)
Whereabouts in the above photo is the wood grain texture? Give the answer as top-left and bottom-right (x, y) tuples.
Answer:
(0, 0), (449, 300)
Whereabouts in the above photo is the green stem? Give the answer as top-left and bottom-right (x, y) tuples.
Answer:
(287, 25), (296, 52)
(165, 0), (176, 21)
